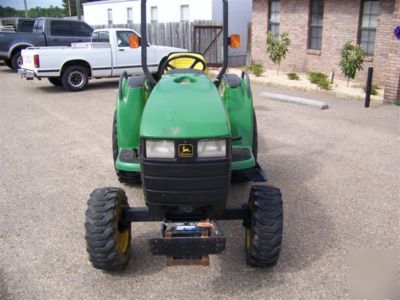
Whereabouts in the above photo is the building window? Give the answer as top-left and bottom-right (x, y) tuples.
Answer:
(180, 5), (189, 22)
(107, 9), (113, 26)
(359, 0), (380, 56)
(308, 0), (324, 50)
(268, 0), (280, 39)
(150, 6), (158, 23)
(127, 7), (133, 24)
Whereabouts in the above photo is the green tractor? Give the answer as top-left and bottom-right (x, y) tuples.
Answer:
(85, 0), (283, 270)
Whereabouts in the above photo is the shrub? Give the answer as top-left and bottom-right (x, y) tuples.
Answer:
(266, 32), (291, 74)
(245, 64), (265, 77)
(287, 72), (299, 80)
(339, 41), (366, 87)
(363, 84), (379, 96)
(308, 72), (330, 90)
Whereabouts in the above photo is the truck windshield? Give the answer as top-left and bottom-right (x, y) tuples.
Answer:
(33, 19), (44, 33)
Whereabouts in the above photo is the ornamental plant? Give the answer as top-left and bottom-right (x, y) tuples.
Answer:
(266, 32), (291, 75)
(339, 41), (366, 87)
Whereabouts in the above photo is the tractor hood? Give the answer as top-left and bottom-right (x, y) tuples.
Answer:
(140, 73), (230, 139)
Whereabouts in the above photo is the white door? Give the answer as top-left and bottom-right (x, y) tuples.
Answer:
(115, 30), (156, 76)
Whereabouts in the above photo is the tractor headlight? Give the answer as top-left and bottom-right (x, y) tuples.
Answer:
(198, 139), (226, 158)
(146, 140), (175, 158)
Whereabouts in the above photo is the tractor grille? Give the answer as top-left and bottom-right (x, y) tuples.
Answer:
(142, 159), (230, 204)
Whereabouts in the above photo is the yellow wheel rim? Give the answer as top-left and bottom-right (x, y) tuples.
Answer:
(117, 229), (129, 253)
(116, 205), (129, 253)
(245, 228), (253, 250)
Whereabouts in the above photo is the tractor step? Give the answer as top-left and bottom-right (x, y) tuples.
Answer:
(149, 219), (225, 266)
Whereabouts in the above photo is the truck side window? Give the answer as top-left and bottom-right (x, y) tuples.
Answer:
(71, 22), (93, 37)
(92, 31), (109, 43)
(20, 20), (35, 32)
(116, 31), (131, 47)
(50, 20), (73, 36)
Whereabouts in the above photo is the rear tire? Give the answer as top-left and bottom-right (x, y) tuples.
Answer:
(4, 59), (12, 69)
(85, 187), (131, 271)
(112, 112), (141, 185)
(11, 50), (23, 71)
(245, 185), (283, 267)
(48, 77), (63, 86)
(61, 65), (89, 91)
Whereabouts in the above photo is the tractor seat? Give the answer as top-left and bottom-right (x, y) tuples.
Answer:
(167, 52), (207, 70)
(158, 52), (208, 76)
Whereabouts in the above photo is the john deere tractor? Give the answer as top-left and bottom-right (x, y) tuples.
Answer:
(85, 0), (283, 270)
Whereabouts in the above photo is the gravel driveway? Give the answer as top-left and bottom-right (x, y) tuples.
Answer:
(0, 64), (398, 299)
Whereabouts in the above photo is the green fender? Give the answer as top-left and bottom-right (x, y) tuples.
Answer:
(115, 75), (148, 172)
(220, 73), (255, 170)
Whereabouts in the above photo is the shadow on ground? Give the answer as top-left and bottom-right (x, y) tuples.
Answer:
(210, 151), (335, 295)
(36, 79), (119, 94)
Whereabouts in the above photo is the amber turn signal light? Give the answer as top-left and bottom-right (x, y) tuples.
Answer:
(229, 34), (240, 48)
(129, 34), (141, 48)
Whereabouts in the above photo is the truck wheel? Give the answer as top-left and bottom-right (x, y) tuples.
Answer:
(48, 77), (63, 86)
(231, 109), (258, 182)
(85, 187), (131, 271)
(245, 185), (283, 267)
(112, 112), (141, 184)
(61, 65), (89, 91)
(4, 59), (12, 69)
(11, 50), (23, 71)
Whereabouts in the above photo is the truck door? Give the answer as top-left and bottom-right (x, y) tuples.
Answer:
(114, 30), (157, 76)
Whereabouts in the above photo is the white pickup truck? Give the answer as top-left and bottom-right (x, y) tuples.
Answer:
(19, 28), (186, 91)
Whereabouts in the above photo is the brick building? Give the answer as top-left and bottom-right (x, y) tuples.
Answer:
(251, 0), (400, 102)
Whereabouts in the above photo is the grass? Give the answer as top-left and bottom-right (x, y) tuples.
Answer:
(245, 64), (265, 77)
(363, 84), (379, 96)
(287, 72), (299, 80)
(308, 72), (330, 90)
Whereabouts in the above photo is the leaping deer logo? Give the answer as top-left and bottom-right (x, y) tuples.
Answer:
(179, 144), (193, 157)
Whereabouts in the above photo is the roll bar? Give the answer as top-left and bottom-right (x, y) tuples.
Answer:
(140, 0), (229, 86)
(141, 0), (156, 86)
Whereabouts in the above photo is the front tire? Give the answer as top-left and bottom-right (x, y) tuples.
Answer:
(61, 65), (89, 91)
(48, 77), (63, 86)
(245, 185), (283, 267)
(85, 187), (131, 271)
(112, 112), (141, 184)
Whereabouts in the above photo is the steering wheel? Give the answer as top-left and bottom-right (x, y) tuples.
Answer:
(160, 53), (207, 74)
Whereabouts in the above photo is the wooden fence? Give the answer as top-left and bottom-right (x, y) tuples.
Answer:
(94, 21), (224, 66)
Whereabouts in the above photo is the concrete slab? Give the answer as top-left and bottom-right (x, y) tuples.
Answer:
(260, 91), (329, 110)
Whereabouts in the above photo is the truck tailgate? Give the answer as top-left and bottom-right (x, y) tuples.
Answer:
(21, 48), (36, 69)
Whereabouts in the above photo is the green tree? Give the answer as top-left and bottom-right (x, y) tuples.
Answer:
(28, 6), (66, 18)
(0, 5), (66, 18)
(266, 32), (291, 75)
(62, 0), (87, 17)
(0, 5), (24, 17)
(339, 41), (366, 87)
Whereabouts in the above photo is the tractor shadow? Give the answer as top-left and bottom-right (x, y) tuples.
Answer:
(113, 228), (166, 277)
(211, 150), (335, 294)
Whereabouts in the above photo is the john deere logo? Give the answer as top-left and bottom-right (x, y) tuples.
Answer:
(178, 144), (193, 157)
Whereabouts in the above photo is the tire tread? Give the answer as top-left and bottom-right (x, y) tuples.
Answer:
(246, 185), (283, 268)
(85, 187), (131, 271)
